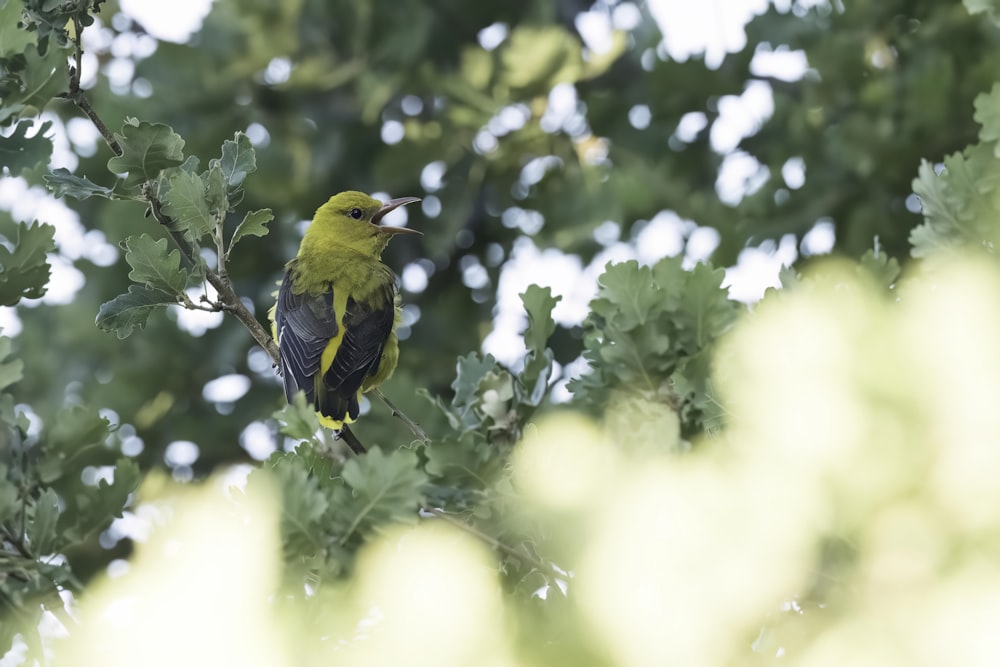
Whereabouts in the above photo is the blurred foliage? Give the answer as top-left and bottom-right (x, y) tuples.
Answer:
(3, 0), (1000, 663)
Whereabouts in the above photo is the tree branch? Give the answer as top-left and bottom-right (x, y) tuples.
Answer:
(423, 507), (566, 582)
(66, 17), (121, 156)
(373, 388), (429, 443)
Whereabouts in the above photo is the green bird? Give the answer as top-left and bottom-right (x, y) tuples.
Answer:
(270, 191), (420, 430)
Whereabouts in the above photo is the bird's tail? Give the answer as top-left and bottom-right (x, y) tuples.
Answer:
(316, 389), (360, 429)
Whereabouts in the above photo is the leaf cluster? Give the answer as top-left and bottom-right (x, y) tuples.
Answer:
(909, 83), (1000, 258)
(44, 122), (274, 338)
(1, 295), (138, 656)
(256, 443), (427, 583)
(0, 218), (53, 306)
(568, 256), (740, 440)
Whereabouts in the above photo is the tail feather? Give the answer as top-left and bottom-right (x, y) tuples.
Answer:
(316, 387), (360, 424)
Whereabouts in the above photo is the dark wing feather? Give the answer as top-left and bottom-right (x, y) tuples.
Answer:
(274, 272), (338, 404)
(319, 286), (395, 422)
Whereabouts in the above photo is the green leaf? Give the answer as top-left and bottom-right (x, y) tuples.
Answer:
(107, 119), (185, 189)
(265, 454), (330, 558)
(452, 352), (498, 408)
(38, 405), (114, 484)
(974, 83), (1000, 150)
(204, 163), (228, 217)
(0, 219), (54, 306)
(0, 464), (17, 524)
(161, 169), (213, 241)
(675, 262), (738, 349)
(27, 488), (59, 555)
(0, 0), (35, 58)
(213, 132), (256, 187)
(965, 0), (1000, 25)
(273, 391), (320, 442)
(518, 286), (560, 405)
(123, 234), (190, 294)
(590, 260), (660, 330)
(517, 348), (554, 408)
(0, 42), (69, 123)
(520, 285), (560, 356)
(0, 119), (52, 174)
(44, 168), (113, 199)
(230, 208), (273, 250)
(96, 285), (178, 338)
(60, 457), (140, 544)
(858, 247), (901, 290)
(338, 446), (427, 542)
(0, 335), (23, 392)
(423, 436), (504, 501)
(910, 145), (1000, 258)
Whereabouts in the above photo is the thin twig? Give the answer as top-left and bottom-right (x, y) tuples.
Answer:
(338, 426), (366, 455)
(65, 17), (121, 156)
(373, 388), (429, 443)
(423, 507), (563, 580)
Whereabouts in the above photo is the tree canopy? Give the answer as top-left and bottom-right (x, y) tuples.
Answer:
(4, 0), (1000, 664)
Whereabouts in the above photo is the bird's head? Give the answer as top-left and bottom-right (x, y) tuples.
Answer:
(305, 191), (421, 256)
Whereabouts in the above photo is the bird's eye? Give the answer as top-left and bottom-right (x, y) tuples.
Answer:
(349, 207), (363, 220)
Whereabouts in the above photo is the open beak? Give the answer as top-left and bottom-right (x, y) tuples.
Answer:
(373, 196), (422, 235)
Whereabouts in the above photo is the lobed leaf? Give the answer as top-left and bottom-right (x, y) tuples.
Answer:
(590, 260), (661, 330)
(858, 247), (901, 290)
(213, 131), (257, 187)
(161, 169), (214, 241)
(0, 219), (54, 306)
(265, 454), (330, 559)
(123, 233), (190, 295)
(520, 285), (560, 357)
(107, 119), (185, 189)
(675, 262), (738, 349)
(0, 42), (69, 124)
(338, 447), (427, 542)
(230, 208), (273, 250)
(96, 285), (178, 338)
(0, 119), (52, 174)
(273, 391), (321, 442)
(452, 352), (499, 409)
(44, 168), (114, 199)
(59, 458), (140, 545)
(26, 488), (59, 556)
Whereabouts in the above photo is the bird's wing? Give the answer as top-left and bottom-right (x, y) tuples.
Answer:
(274, 273), (338, 405)
(318, 285), (395, 421)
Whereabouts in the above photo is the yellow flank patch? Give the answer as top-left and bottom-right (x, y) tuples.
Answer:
(312, 287), (363, 429)
(319, 288), (350, 375)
